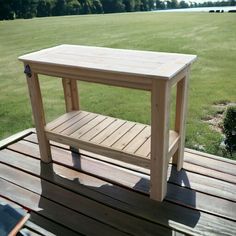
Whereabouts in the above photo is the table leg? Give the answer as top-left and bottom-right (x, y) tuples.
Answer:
(62, 78), (79, 112)
(26, 71), (52, 163)
(172, 71), (189, 171)
(62, 78), (80, 152)
(150, 80), (171, 201)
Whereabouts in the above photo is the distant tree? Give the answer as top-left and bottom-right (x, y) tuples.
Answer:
(65, 0), (81, 14)
(155, 0), (165, 9)
(52, 0), (66, 15)
(230, 0), (236, 5)
(134, 0), (142, 11)
(166, 0), (178, 8)
(79, 0), (92, 14)
(179, 0), (189, 8)
(0, 0), (15, 20)
(37, 0), (56, 17)
(101, 0), (125, 13)
(12, 0), (38, 18)
(91, 0), (103, 13)
(123, 0), (135, 11)
(148, 0), (155, 10)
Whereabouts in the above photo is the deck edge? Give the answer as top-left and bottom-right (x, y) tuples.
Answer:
(185, 148), (236, 165)
(0, 128), (35, 150)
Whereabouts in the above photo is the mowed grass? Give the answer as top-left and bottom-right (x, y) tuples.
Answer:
(0, 12), (235, 158)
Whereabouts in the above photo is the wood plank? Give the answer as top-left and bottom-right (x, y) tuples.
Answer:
(90, 119), (126, 144)
(2, 162), (236, 221)
(52, 111), (89, 133)
(101, 121), (135, 147)
(183, 161), (236, 184)
(124, 126), (150, 154)
(46, 131), (150, 167)
(5, 140), (236, 213)
(0, 178), (130, 236)
(25, 133), (149, 173)
(69, 115), (107, 138)
(112, 124), (145, 150)
(1, 147), (236, 235)
(45, 111), (79, 131)
(184, 152), (236, 176)
(19, 45), (197, 80)
(80, 117), (116, 141)
(0, 164), (172, 236)
(185, 148), (236, 165)
(11, 137), (236, 202)
(135, 136), (151, 157)
(18, 135), (236, 201)
(59, 112), (98, 135)
(0, 128), (34, 149)
(29, 63), (152, 91)
(26, 213), (82, 236)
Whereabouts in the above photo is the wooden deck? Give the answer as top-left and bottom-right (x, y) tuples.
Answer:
(0, 129), (235, 236)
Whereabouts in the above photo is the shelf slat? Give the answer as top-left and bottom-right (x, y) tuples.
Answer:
(45, 111), (179, 167)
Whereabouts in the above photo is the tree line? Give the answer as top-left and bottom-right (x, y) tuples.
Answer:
(0, 0), (235, 20)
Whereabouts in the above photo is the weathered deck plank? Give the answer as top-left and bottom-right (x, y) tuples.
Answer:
(0, 130), (235, 235)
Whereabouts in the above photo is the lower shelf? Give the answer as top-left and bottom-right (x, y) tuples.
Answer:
(45, 111), (179, 167)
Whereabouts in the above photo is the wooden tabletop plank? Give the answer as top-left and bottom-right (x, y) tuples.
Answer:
(19, 45), (196, 80)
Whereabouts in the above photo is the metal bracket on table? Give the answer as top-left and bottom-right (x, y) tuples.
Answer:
(24, 65), (32, 78)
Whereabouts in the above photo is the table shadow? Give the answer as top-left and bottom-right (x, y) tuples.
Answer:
(32, 152), (200, 235)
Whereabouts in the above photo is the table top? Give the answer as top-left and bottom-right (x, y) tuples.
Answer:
(19, 44), (197, 80)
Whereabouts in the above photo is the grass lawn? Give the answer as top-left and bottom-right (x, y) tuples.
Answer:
(0, 12), (235, 158)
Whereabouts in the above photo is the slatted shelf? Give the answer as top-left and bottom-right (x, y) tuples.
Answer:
(45, 111), (179, 167)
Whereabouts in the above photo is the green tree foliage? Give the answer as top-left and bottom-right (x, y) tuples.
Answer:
(0, 0), (235, 20)
(37, 0), (56, 17)
(179, 0), (189, 8)
(223, 105), (236, 156)
(166, 0), (178, 9)
(52, 0), (66, 15)
(123, 0), (135, 11)
(155, 0), (165, 9)
(66, 0), (81, 15)
(0, 0), (14, 20)
(101, 0), (125, 13)
(91, 0), (103, 13)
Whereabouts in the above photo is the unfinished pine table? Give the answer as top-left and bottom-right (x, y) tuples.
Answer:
(19, 45), (196, 201)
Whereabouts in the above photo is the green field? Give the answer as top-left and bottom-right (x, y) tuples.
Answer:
(0, 12), (235, 158)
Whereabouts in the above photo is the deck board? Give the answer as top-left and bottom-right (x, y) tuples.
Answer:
(0, 129), (236, 235)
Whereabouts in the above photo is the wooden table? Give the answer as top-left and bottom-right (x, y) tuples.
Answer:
(19, 45), (196, 201)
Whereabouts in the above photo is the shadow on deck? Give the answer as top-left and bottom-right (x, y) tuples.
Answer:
(0, 129), (235, 235)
